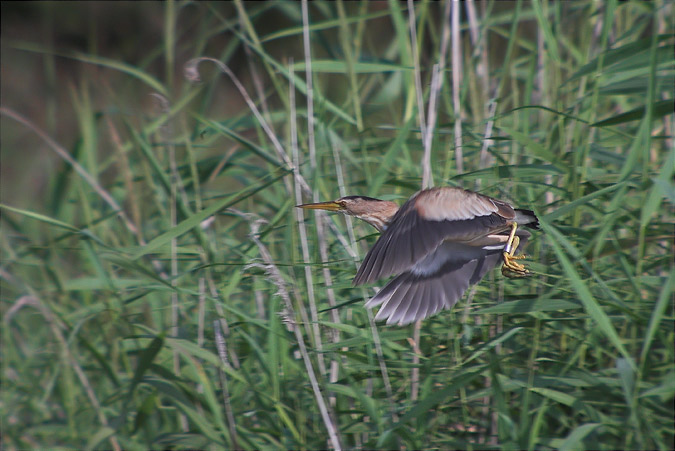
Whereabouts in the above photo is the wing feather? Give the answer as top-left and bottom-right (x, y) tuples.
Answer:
(354, 188), (511, 285)
(357, 187), (535, 324)
(386, 283), (416, 325)
(415, 187), (516, 221)
(372, 278), (410, 321)
(366, 248), (506, 325)
(405, 281), (429, 324)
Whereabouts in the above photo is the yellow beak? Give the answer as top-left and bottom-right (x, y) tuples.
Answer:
(296, 201), (343, 212)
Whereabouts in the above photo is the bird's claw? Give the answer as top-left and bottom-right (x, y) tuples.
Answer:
(502, 252), (531, 278)
(501, 223), (531, 278)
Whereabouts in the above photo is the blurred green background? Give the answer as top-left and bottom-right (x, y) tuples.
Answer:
(1, 1), (673, 450)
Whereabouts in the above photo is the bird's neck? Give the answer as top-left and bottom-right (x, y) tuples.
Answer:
(355, 215), (388, 233)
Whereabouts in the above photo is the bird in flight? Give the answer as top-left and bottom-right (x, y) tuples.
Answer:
(297, 186), (539, 325)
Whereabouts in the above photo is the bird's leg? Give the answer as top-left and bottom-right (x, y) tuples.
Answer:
(502, 222), (530, 278)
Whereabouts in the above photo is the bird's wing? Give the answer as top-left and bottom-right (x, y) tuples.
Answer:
(365, 235), (531, 325)
(354, 188), (516, 285)
(365, 246), (503, 325)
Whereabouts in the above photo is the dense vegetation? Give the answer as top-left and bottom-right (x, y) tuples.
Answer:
(1, 1), (673, 449)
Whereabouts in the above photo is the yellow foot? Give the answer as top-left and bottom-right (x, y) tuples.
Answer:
(502, 252), (531, 278)
(501, 223), (531, 278)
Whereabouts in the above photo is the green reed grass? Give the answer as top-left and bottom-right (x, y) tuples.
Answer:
(1, 1), (673, 449)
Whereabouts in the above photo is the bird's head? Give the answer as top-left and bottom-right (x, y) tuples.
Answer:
(296, 196), (398, 232)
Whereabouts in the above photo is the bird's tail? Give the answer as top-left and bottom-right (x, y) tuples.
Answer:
(515, 209), (539, 230)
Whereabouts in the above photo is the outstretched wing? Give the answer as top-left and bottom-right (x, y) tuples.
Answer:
(353, 187), (516, 285)
(365, 233), (532, 325)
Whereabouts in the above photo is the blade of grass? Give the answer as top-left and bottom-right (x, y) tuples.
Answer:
(131, 172), (285, 260)
(539, 217), (636, 369)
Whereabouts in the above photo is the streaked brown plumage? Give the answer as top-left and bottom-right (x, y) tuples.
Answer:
(297, 186), (538, 325)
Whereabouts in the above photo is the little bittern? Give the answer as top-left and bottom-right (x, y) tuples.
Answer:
(298, 187), (539, 325)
